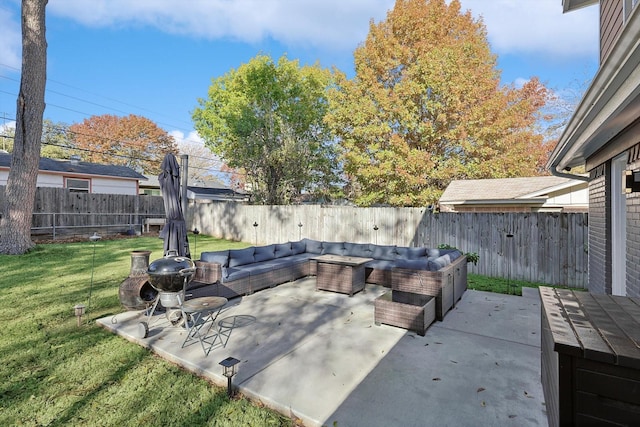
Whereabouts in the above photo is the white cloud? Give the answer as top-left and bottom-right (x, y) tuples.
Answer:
(47, 0), (395, 50)
(459, 0), (599, 58)
(46, 0), (598, 59)
(1, 0), (599, 86)
(169, 129), (204, 150)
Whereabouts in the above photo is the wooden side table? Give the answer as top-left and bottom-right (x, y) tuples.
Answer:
(540, 287), (640, 427)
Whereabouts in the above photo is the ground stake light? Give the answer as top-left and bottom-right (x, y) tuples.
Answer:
(74, 304), (86, 327)
(219, 356), (240, 397)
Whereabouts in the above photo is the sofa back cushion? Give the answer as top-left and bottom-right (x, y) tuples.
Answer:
(200, 250), (229, 267)
(322, 241), (346, 256)
(254, 244), (276, 262)
(344, 242), (372, 258)
(291, 240), (306, 255)
(274, 242), (293, 258)
(228, 247), (256, 267)
(302, 238), (323, 254)
(395, 259), (428, 270)
(371, 245), (398, 261)
(427, 254), (452, 271)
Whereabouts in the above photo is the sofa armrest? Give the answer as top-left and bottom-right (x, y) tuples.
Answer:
(193, 260), (222, 284)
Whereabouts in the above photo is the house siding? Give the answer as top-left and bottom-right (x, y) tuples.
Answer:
(627, 156), (640, 297)
(601, 0), (624, 63)
(588, 165), (611, 294)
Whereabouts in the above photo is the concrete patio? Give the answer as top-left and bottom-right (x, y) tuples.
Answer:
(98, 278), (547, 426)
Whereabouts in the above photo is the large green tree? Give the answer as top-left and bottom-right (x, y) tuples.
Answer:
(326, 0), (550, 206)
(193, 55), (340, 205)
(0, 0), (47, 254)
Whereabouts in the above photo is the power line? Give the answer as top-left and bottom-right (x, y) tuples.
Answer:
(1, 63), (200, 143)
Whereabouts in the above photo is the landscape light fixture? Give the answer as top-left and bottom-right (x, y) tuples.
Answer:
(253, 222), (259, 245)
(74, 304), (86, 327)
(193, 228), (200, 254)
(219, 356), (240, 397)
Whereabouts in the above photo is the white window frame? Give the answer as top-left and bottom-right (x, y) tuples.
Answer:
(65, 177), (91, 193)
(611, 154), (627, 296)
(624, 0), (639, 21)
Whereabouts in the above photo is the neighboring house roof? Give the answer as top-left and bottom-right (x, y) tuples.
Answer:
(440, 176), (588, 207)
(548, 1), (640, 172)
(0, 153), (147, 180)
(141, 174), (244, 200)
(187, 186), (245, 200)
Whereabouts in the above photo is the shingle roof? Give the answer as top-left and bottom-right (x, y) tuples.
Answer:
(187, 186), (244, 197)
(439, 176), (582, 202)
(0, 153), (147, 180)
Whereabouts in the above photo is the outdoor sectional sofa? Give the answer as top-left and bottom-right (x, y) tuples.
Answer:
(190, 238), (467, 321)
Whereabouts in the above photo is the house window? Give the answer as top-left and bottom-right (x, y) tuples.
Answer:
(65, 177), (90, 193)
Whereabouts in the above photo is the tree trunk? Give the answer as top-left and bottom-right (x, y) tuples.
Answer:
(0, 0), (47, 255)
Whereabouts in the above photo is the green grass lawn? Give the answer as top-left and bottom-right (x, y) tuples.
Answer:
(0, 234), (293, 427)
(467, 273), (574, 296)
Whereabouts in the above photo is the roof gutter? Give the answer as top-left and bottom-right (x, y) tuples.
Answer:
(549, 167), (590, 182)
(547, 4), (640, 176)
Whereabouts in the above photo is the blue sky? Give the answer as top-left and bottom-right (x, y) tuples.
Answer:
(0, 0), (599, 149)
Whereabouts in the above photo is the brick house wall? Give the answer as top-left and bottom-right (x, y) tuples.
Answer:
(627, 155), (640, 297)
(588, 164), (611, 294)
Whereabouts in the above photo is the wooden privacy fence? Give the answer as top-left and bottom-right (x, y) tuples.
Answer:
(0, 187), (588, 288)
(0, 186), (166, 238)
(189, 201), (588, 288)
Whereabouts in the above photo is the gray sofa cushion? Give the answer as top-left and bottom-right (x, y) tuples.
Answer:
(291, 240), (306, 255)
(344, 242), (372, 258)
(427, 248), (441, 257)
(264, 258), (295, 269)
(322, 241), (346, 255)
(228, 247), (255, 268)
(241, 262), (273, 275)
(222, 266), (251, 281)
(371, 245), (397, 261)
(365, 259), (397, 270)
(427, 254), (451, 271)
(286, 253), (315, 263)
(395, 246), (426, 260)
(274, 242), (293, 258)
(200, 250), (229, 266)
(254, 244), (276, 262)
(394, 259), (428, 270)
(303, 238), (323, 254)
(439, 249), (462, 261)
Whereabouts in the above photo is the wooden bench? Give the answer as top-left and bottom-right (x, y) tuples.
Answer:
(144, 217), (166, 233)
(540, 286), (640, 427)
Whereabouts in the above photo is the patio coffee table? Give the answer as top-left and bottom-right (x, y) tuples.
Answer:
(312, 254), (373, 296)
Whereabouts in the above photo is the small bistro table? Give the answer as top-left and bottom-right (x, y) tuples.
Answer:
(312, 254), (373, 296)
(180, 296), (228, 355)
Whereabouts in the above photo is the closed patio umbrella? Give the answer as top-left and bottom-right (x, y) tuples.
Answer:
(158, 153), (190, 258)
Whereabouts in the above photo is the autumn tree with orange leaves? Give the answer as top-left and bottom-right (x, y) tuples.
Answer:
(70, 114), (178, 174)
(326, 0), (551, 206)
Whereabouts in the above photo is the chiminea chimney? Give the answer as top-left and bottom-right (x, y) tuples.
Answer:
(70, 154), (81, 165)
